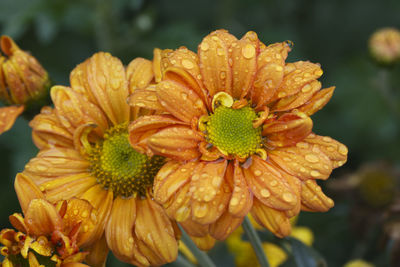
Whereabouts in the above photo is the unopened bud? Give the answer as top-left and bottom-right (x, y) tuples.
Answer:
(369, 27), (400, 66)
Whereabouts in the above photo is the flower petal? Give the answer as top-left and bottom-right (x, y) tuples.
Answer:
(209, 211), (243, 240)
(272, 61), (323, 101)
(298, 86), (335, 116)
(51, 86), (109, 137)
(157, 80), (207, 123)
(127, 85), (164, 112)
(180, 217), (209, 237)
(244, 156), (297, 210)
(228, 160), (253, 218)
(199, 30), (235, 97)
(304, 133), (348, 168)
(263, 111), (313, 147)
(268, 142), (333, 180)
(105, 197), (137, 263)
(231, 32), (259, 99)
(251, 42), (291, 108)
(164, 182), (192, 222)
(190, 234), (216, 251)
(0, 105), (24, 134)
(70, 52), (129, 125)
(84, 234), (109, 267)
(301, 180), (334, 212)
(14, 173), (44, 215)
(147, 126), (203, 161)
(25, 199), (63, 236)
(30, 107), (73, 149)
(153, 161), (195, 204)
(126, 57), (154, 94)
(251, 198), (292, 238)
(134, 198), (178, 263)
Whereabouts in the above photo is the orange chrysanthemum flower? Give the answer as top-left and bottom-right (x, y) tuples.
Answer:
(1, 173), (92, 267)
(128, 29), (348, 241)
(23, 52), (179, 266)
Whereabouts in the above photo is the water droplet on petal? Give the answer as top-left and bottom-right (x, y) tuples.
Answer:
(242, 44), (256, 59)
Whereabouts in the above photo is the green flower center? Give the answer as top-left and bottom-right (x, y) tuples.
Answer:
(205, 105), (262, 158)
(88, 123), (165, 198)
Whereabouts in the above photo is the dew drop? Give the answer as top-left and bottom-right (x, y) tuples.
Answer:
(181, 59), (194, 69)
(261, 189), (270, 198)
(305, 154), (319, 163)
(242, 44), (256, 59)
(201, 42), (210, 51)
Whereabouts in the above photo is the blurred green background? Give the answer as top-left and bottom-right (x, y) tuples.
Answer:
(1, 0), (400, 266)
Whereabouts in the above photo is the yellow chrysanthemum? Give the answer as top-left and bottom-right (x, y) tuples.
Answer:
(23, 53), (179, 266)
(0, 35), (51, 134)
(369, 27), (400, 65)
(1, 174), (92, 267)
(128, 29), (348, 242)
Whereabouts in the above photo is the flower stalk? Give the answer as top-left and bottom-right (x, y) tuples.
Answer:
(180, 227), (216, 267)
(242, 216), (270, 267)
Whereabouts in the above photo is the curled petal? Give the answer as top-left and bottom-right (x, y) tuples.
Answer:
(272, 80), (321, 112)
(135, 198), (178, 264)
(25, 199), (63, 237)
(263, 111), (313, 147)
(15, 173), (44, 215)
(244, 156), (297, 210)
(304, 133), (348, 168)
(272, 61), (323, 101)
(199, 30), (234, 97)
(301, 180), (334, 212)
(209, 211), (243, 240)
(147, 126), (203, 161)
(231, 32), (259, 99)
(228, 161), (253, 218)
(154, 161), (195, 204)
(298, 86), (335, 116)
(126, 57), (154, 93)
(9, 213), (28, 233)
(70, 52), (129, 125)
(157, 80), (207, 123)
(269, 142), (333, 180)
(127, 85), (164, 112)
(0, 105), (24, 134)
(251, 198), (292, 238)
(105, 197), (137, 263)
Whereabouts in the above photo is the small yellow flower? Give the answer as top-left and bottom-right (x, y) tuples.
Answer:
(369, 27), (400, 65)
(24, 53), (180, 266)
(1, 173), (93, 267)
(344, 259), (375, 267)
(0, 35), (51, 134)
(128, 29), (348, 241)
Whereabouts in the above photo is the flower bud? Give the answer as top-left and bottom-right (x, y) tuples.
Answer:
(0, 35), (50, 106)
(369, 27), (400, 65)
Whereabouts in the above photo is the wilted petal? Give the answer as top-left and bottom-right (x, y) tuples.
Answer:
(0, 105), (24, 134)
(301, 180), (334, 212)
(263, 111), (313, 147)
(135, 198), (178, 263)
(244, 156), (297, 210)
(304, 133), (348, 168)
(147, 126), (203, 161)
(251, 199), (292, 238)
(298, 86), (335, 116)
(14, 173), (44, 215)
(126, 57), (154, 94)
(157, 80), (207, 123)
(25, 199), (63, 237)
(269, 142), (333, 180)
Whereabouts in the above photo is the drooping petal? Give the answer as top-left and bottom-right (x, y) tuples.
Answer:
(209, 211), (243, 240)
(126, 57), (154, 94)
(51, 86), (109, 137)
(0, 105), (24, 134)
(164, 182), (192, 222)
(30, 107), (74, 149)
(134, 198), (178, 264)
(14, 173), (44, 215)
(157, 80), (207, 123)
(105, 197), (137, 263)
(263, 111), (313, 147)
(231, 32), (258, 99)
(199, 30), (235, 97)
(84, 234), (109, 267)
(25, 199), (63, 237)
(190, 234), (216, 251)
(70, 52), (130, 125)
(283, 174), (302, 218)
(297, 86), (335, 116)
(244, 156), (297, 210)
(228, 160), (253, 218)
(271, 61), (323, 101)
(251, 198), (292, 238)
(180, 218), (209, 238)
(301, 180), (334, 212)
(147, 126), (203, 161)
(268, 142), (333, 180)
(304, 133), (348, 168)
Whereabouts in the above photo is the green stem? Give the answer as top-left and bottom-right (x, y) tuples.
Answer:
(242, 216), (270, 267)
(172, 254), (196, 267)
(179, 227), (216, 267)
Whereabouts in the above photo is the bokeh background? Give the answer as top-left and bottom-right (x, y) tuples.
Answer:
(1, 0), (400, 266)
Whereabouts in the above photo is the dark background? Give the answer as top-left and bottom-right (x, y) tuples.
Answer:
(1, 0), (400, 266)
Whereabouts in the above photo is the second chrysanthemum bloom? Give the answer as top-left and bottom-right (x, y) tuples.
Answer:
(128, 29), (348, 241)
